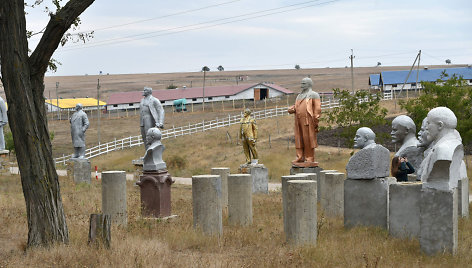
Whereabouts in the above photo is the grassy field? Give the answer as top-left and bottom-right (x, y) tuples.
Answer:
(1, 173), (471, 267)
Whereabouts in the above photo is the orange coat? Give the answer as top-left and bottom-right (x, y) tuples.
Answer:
(288, 97), (321, 149)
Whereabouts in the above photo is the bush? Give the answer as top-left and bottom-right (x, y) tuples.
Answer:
(166, 155), (187, 170)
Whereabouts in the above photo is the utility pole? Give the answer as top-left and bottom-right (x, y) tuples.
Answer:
(416, 50), (421, 94)
(350, 49), (355, 94)
(55, 82), (60, 120)
(97, 78), (101, 145)
(202, 69), (206, 111)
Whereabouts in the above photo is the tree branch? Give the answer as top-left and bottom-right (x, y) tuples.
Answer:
(29, 0), (94, 77)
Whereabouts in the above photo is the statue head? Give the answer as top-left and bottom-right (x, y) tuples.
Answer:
(417, 117), (431, 148)
(426, 107), (457, 142)
(146, 127), (162, 146)
(300, 77), (313, 91)
(353, 127), (376, 149)
(391, 115), (416, 144)
(75, 103), (83, 111)
(244, 108), (252, 117)
(143, 87), (152, 96)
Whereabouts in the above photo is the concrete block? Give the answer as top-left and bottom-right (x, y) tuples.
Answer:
(318, 170), (337, 203)
(320, 172), (345, 217)
(420, 188), (458, 255)
(389, 182), (422, 239)
(227, 174), (252, 226)
(290, 166), (323, 179)
(102, 171), (127, 226)
(67, 158), (91, 184)
(285, 180), (317, 245)
(457, 177), (469, 218)
(192, 175), (222, 236)
(344, 177), (395, 229)
(346, 144), (390, 179)
(240, 164), (268, 194)
(211, 167), (230, 209)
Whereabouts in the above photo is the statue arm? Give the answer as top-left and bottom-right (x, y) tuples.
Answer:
(288, 104), (295, 114)
(153, 98), (165, 128)
(252, 119), (258, 141)
(82, 114), (90, 131)
(313, 98), (321, 120)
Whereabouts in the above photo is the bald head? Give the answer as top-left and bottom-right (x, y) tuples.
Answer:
(391, 115), (416, 144)
(301, 77), (313, 91)
(354, 127), (376, 149)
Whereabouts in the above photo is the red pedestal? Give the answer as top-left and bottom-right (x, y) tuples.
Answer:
(136, 170), (174, 218)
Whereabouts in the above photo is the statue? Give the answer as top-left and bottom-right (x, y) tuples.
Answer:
(70, 103), (89, 159)
(0, 96), (8, 151)
(391, 115), (423, 172)
(416, 118), (432, 180)
(346, 127), (390, 179)
(140, 87), (164, 151)
(143, 127), (167, 171)
(240, 108), (258, 164)
(288, 77), (321, 167)
(420, 107), (464, 190)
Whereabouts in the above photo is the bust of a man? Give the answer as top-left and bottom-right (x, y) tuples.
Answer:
(391, 115), (422, 172)
(143, 127), (167, 171)
(346, 127), (390, 179)
(420, 107), (464, 190)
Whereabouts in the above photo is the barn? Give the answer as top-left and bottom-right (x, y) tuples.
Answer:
(45, 98), (106, 112)
(106, 82), (293, 111)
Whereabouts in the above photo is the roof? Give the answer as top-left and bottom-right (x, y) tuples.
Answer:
(45, 98), (106, 109)
(380, 67), (472, 85)
(107, 83), (293, 105)
(369, 74), (380, 86)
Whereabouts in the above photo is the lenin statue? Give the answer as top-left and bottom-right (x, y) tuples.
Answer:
(140, 87), (164, 151)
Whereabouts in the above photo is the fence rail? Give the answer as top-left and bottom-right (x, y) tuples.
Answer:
(54, 92), (392, 165)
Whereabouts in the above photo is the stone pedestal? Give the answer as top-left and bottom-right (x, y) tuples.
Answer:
(211, 167), (230, 209)
(420, 188), (458, 255)
(102, 171), (127, 226)
(136, 170), (174, 218)
(192, 175), (222, 236)
(458, 177), (469, 218)
(239, 164), (268, 194)
(67, 158), (91, 184)
(132, 159), (144, 181)
(0, 150), (11, 176)
(227, 174), (252, 226)
(317, 170), (337, 203)
(389, 182), (422, 239)
(320, 172), (345, 217)
(281, 175), (315, 235)
(344, 177), (395, 229)
(407, 174), (418, 182)
(285, 180), (317, 245)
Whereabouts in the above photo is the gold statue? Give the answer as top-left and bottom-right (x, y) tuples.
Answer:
(288, 77), (321, 167)
(240, 108), (259, 164)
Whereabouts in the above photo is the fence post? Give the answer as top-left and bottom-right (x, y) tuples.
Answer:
(122, 138), (124, 150)
(106, 143), (109, 154)
(232, 99), (235, 109)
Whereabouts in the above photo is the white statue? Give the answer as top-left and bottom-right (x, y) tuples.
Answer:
(140, 87), (164, 151)
(70, 103), (89, 159)
(143, 127), (167, 171)
(0, 96), (8, 151)
(391, 115), (423, 172)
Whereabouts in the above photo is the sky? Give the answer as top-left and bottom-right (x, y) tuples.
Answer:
(25, 0), (472, 76)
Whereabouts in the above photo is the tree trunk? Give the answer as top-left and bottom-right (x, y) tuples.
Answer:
(88, 214), (111, 248)
(0, 0), (95, 247)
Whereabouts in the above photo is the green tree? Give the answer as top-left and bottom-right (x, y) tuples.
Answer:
(295, 64), (301, 70)
(217, 65), (224, 71)
(400, 75), (472, 144)
(323, 89), (388, 147)
(0, 0), (95, 247)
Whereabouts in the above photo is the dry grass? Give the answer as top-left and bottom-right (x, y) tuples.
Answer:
(1, 173), (472, 267)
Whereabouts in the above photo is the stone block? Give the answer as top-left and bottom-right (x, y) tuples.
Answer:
(136, 170), (174, 218)
(420, 188), (458, 255)
(192, 175), (222, 236)
(239, 164), (268, 194)
(457, 177), (469, 218)
(211, 167), (230, 208)
(227, 174), (252, 226)
(320, 172), (345, 217)
(389, 182), (422, 239)
(102, 171), (127, 226)
(317, 170), (337, 203)
(67, 158), (91, 184)
(344, 177), (395, 229)
(346, 144), (390, 179)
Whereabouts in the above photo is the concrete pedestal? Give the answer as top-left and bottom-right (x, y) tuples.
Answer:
(239, 164), (268, 194)
(285, 180), (317, 245)
(281, 175), (315, 235)
(317, 170), (337, 203)
(290, 166), (323, 179)
(320, 172), (345, 217)
(67, 158), (91, 184)
(389, 182), (422, 239)
(211, 167), (230, 209)
(457, 177), (469, 218)
(136, 170), (174, 218)
(132, 159), (144, 181)
(192, 175), (222, 236)
(102, 171), (127, 226)
(0, 150), (10, 176)
(344, 177), (395, 229)
(227, 174), (252, 226)
(420, 188), (458, 255)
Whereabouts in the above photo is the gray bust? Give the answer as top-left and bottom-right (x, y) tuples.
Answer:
(420, 107), (464, 190)
(347, 127), (390, 179)
(143, 127), (167, 171)
(416, 117), (431, 181)
(0, 96), (8, 151)
(70, 103), (90, 159)
(140, 87), (164, 151)
(391, 115), (423, 173)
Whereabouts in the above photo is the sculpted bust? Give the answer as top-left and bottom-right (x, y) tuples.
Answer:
(391, 115), (423, 172)
(420, 107), (464, 190)
(346, 127), (390, 179)
(143, 127), (167, 171)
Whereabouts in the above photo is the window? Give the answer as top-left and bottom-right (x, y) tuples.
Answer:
(113, 105), (118, 107)
(208, 97), (213, 100)
(192, 98), (197, 101)
(225, 95), (230, 98)
(411, 83), (416, 87)
(129, 103), (133, 106)
(392, 84), (397, 87)
(160, 100), (165, 103)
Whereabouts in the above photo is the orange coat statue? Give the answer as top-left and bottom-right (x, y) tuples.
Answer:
(288, 77), (321, 167)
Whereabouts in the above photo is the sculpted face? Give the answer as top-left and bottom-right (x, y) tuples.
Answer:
(300, 78), (312, 91)
(353, 130), (366, 149)
(143, 88), (152, 96)
(426, 119), (441, 142)
(75, 103), (83, 111)
(417, 118), (431, 147)
(391, 121), (407, 144)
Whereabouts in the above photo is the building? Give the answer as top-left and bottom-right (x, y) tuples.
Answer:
(374, 66), (472, 92)
(369, 74), (380, 90)
(45, 98), (107, 112)
(106, 82), (293, 111)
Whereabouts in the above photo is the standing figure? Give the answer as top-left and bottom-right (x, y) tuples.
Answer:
(0, 96), (8, 151)
(70, 103), (89, 158)
(288, 77), (321, 167)
(140, 87), (164, 150)
(240, 108), (258, 164)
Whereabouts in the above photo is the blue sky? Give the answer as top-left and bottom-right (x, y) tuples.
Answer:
(26, 0), (472, 76)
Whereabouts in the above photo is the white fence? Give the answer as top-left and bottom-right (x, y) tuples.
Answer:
(54, 91), (392, 165)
